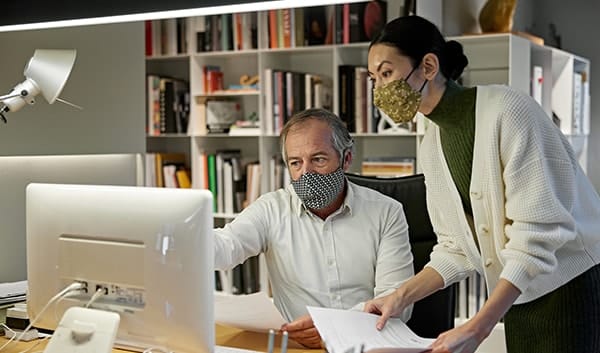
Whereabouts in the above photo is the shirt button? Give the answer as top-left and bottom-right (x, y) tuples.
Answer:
(328, 258), (335, 266)
(336, 295), (341, 301)
(478, 225), (489, 235)
(485, 258), (493, 267)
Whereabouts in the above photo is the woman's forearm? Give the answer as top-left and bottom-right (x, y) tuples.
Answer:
(397, 266), (445, 304)
(468, 279), (521, 339)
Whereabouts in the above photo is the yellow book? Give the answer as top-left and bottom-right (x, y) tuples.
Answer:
(176, 169), (192, 188)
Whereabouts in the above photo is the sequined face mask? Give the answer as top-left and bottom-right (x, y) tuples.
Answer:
(373, 66), (427, 124)
(291, 168), (346, 210)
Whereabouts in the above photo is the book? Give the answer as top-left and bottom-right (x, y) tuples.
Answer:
(531, 65), (543, 107)
(154, 153), (187, 187)
(361, 157), (416, 177)
(304, 6), (327, 45)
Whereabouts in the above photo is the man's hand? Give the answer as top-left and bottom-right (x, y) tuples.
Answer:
(280, 314), (322, 348)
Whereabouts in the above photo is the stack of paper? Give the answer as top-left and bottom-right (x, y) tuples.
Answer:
(0, 280), (27, 306)
(214, 292), (286, 332)
(308, 306), (434, 353)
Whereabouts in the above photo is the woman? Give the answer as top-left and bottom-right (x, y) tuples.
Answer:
(364, 15), (600, 353)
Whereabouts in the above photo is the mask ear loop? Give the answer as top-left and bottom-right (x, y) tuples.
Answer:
(418, 79), (428, 93)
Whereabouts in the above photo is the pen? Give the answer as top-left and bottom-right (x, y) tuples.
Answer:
(281, 331), (288, 353)
(267, 329), (275, 353)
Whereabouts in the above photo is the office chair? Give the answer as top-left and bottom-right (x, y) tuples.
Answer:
(345, 173), (456, 338)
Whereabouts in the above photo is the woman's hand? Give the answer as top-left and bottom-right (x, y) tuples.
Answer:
(365, 267), (445, 330)
(429, 279), (522, 353)
(429, 320), (488, 353)
(364, 290), (408, 330)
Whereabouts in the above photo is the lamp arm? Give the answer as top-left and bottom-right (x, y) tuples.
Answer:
(0, 90), (27, 102)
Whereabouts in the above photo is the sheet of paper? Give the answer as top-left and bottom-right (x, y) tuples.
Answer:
(214, 291), (286, 332)
(308, 306), (434, 353)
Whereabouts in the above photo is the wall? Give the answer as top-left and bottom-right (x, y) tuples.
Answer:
(527, 0), (600, 191)
(0, 21), (146, 282)
(442, 0), (533, 36)
(0, 21), (145, 156)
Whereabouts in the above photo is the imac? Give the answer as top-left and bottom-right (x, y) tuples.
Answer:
(25, 183), (214, 353)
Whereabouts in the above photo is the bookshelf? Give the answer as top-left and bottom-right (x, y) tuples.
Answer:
(146, 27), (591, 202)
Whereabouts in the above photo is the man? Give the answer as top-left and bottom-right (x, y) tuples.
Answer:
(214, 108), (414, 347)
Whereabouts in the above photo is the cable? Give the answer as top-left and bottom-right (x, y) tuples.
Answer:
(85, 288), (105, 308)
(16, 335), (49, 353)
(0, 282), (84, 352)
(142, 347), (173, 353)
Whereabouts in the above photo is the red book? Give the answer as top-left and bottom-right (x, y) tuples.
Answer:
(269, 10), (278, 48)
(343, 4), (350, 44)
(282, 8), (292, 48)
(145, 20), (153, 56)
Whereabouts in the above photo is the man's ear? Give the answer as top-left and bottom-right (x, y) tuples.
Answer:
(342, 150), (353, 171)
(421, 53), (440, 80)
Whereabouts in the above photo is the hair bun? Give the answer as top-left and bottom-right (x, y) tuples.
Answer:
(442, 40), (469, 80)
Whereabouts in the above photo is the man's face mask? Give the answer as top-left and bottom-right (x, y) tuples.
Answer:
(373, 64), (427, 124)
(291, 168), (345, 210)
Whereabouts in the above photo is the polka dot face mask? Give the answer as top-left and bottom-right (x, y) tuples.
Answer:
(291, 168), (346, 210)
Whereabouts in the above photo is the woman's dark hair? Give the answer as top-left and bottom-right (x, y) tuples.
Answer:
(370, 16), (468, 81)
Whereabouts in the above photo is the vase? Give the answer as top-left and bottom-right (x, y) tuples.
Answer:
(479, 0), (518, 33)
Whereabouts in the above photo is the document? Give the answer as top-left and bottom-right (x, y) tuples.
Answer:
(308, 306), (434, 353)
(214, 291), (287, 332)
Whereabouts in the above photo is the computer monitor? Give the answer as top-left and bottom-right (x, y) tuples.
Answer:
(0, 153), (141, 283)
(25, 183), (214, 353)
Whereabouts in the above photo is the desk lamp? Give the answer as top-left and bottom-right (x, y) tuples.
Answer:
(0, 49), (77, 123)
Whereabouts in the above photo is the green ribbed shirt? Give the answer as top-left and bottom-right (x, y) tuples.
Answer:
(425, 80), (477, 215)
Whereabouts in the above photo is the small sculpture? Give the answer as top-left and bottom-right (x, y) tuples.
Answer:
(479, 0), (518, 33)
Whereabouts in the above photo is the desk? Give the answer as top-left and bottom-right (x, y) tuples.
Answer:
(1, 325), (321, 353)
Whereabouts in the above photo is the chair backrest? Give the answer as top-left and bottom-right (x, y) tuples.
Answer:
(345, 173), (455, 338)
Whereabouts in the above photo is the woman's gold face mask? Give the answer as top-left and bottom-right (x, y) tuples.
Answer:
(373, 65), (427, 124)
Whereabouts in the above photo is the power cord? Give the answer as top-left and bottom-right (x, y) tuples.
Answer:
(142, 347), (173, 353)
(0, 282), (84, 352)
(85, 288), (105, 308)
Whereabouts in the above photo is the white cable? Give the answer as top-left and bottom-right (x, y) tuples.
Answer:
(85, 288), (105, 308)
(0, 323), (15, 335)
(16, 335), (49, 353)
(142, 347), (173, 353)
(0, 282), (83, 352)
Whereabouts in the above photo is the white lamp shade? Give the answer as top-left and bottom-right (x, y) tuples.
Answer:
(23, 49), (76, 104)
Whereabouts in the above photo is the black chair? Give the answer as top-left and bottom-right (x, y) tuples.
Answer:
(346, 173), (455, 338)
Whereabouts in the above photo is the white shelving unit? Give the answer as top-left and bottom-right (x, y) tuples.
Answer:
(146, 18), (591, 212)
(451, 33), (591, 172)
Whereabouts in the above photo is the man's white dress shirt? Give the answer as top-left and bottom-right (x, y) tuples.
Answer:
(214, 181), (414, 322)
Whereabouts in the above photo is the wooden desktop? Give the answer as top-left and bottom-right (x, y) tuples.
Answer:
(1, 324), (321, 353)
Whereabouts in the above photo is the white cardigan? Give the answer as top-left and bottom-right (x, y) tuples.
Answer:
(420, 84), (600, 304)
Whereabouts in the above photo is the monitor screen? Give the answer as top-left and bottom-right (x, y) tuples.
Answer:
(26, 183), (214, 353)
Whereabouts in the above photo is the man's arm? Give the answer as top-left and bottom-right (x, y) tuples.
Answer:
(214, 197), (269, 270)
(353, 202), (415, 321)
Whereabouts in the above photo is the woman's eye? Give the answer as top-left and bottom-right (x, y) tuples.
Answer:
(382, 70), (392, 78)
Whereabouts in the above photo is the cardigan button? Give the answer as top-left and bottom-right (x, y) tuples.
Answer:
(470, 190), (482, 200)
(485, 258), (493, 267)
(478, 225), (489, 235)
